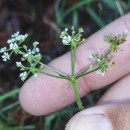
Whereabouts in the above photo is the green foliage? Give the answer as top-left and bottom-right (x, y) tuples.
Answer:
(56, 0), (130, 28)
(44, 106), (77, 130)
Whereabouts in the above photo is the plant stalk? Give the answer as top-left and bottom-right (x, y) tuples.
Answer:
(75, 67), (99, 79)
(39, 70), (69, 79)
(71, 78), (84, 110)
(39, 62), (67, 77)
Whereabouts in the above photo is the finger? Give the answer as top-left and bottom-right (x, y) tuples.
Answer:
(98, 74), (130, 104)
(65, 103), (130, 130)
(19, 13), (130, 115)
(65, 74), (130, 130)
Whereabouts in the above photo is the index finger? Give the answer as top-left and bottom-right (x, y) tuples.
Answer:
(19, 13), (130, 116)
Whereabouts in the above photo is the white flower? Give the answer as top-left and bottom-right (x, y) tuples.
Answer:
(60, 28), (74, 45)
(33, 73), (37, 78)
(2, 52), (10, 61)
(23, 53), (28, 58)
(0, 47), (7, 53)
(78, 27), (84, 33)
(60, 32), (65, 38)
(33, 41), (39, 47)
(7, 39), (12, 44)
(7, 39), (15, 44)
(16, 34), (28, 41)
(60, 28), (68, 38)
(65, 28), (68, 31)
(62, 35), (71, 45)
(16, 61), (22, 67)
(96, 70), (105, 76)
(16, 35), (24, 41)
(7, 33), (28, 45)
(28, 49), (33, 54)
(9, 43), (18, 50)
(33, 48), (40, 53)
(12, 32), (19, 37)
(19, 71), (27, 81)
(26, 47), (40, 56)
(90, 54), (101, 62)
(35, 48), (39, 52)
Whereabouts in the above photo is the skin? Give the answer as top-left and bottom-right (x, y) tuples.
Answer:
(19, 13), (130, 130)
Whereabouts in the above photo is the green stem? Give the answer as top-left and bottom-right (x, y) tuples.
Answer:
(71, 45), (74, 76)
(39, 70), (69, 80)
(76, 49), (112, 78)
(71, 45), (76, 76)
(74, 45), (76, 72)
(75, 67), (99, 79)
(71, 78), (84, 110)
(78, 61), (97, 75)
(39, 62), (67, 77)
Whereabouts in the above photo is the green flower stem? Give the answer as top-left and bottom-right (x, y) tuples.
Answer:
(76, 49), (112, 78)
(78, 61), (97, 76)
(39, 70), (69, 79)
(71, 78), (84, 110)
(39, 62), (67, 77)
(74, 45), (76, 73)
(71, 45), (76, 76)
(75, 67), (100, 79)
(71, 45), (74, 76)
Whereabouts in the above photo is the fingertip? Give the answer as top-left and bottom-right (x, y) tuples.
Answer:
(19, 78), (46, 116)
(65, 107), (113, 130)
(65, 103), (130, 130)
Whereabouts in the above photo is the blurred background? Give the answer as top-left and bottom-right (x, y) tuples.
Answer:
(0, 0), (129, 130)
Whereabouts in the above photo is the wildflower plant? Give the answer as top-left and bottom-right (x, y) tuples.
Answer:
(0, 28), (127, 110)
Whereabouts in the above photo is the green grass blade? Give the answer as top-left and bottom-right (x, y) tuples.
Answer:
(72, 10), (78, 26)
(0, 101), (19, 112)
(0, 89), (20, 102)
(57, 0), (95, 23)
(115, 1), (124, 16)
(86, 6), (105, 27)
(103, 0), (118, 12)
(44, 114), (57, 130)
(9, 125), (37, 130)
(53, 111), (62, 130)
(0, 112), (7, 121)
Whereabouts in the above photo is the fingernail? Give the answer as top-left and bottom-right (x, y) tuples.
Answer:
(65, 114), (113, 130)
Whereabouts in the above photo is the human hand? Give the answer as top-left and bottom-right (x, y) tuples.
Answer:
(19, 13), (130, 130)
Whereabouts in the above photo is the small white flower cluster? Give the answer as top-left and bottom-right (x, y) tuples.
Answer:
(16, 59), (38, 81)
(7, 32), (28, 52)
(19, 71), (28, 81)
(0, 32), (28, 61)
(0, 32), (42, 81)
(33, 41), (39, 47)
(90, 54), (110, 76)
(0, 47), (7, 53)
(9, 42), (18, 50)
(96, 69), (105, 76)
(104, 32), (127, 52)
(1, 52), (10, 61)
(7, 32), (28, 44)
(23, 48), (40, 59)
(19, 69), (37, 81)
(16, 61), (22, 67)
(0, 47), (10, 61)
(60, 27), (84, 46)
(16, 42), (41, 81)
(60, 28), (72, 45)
